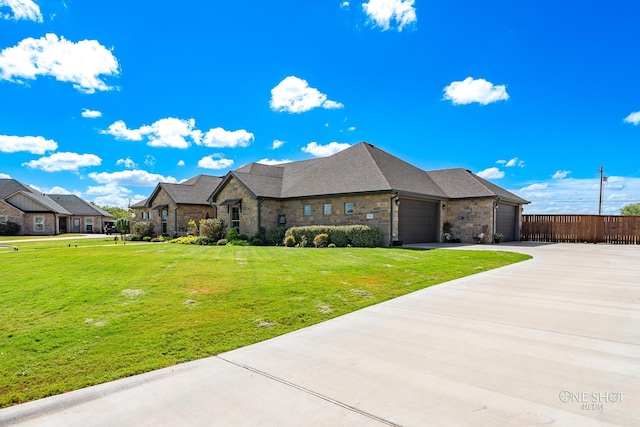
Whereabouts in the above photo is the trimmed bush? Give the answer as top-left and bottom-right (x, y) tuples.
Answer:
(142, 236), (152, 242)
(250, 238), (264, 246)
(226, 228), (239, 241)
(199, 218), (226, 241)
(328, 243), (336, 248)
(196, 236), (210, 245)
(237, 233), (248, 241)
(265, 227), (287, 245)
(285, 225), (381, 248)
(0, 221), (20, 236)
(130, 234), (142, 241)
(284, 235), (296, 247)
(134, 221), (154, 238)
(216, 239), (228, 246)
(313, 233), (329, 248)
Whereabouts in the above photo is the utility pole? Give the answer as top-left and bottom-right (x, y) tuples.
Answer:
(598, 166), (607, 215)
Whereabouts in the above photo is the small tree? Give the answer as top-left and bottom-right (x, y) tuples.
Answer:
(199, 218), (226, 241)
(115, 218), (130, 235)
(134, 221), (154, 238)
(621, 203), (640, 216)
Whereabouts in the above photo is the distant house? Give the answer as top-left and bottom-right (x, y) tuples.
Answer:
(0, 179), (113, 235)
(209, 143), (529, 244)
(130, 175), (222, 236)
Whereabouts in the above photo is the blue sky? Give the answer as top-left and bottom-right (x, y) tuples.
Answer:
(1, 0), (639, 213)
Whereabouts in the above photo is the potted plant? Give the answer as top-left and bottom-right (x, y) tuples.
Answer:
(494, 233), (503, 243)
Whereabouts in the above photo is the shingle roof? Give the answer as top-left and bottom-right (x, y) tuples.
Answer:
(142, 174), (223, 207)
(5, 190), (72, 214)
(214, 143), (527, 203)
(47, 194), (114, 217)
(0, 179), (35, 199)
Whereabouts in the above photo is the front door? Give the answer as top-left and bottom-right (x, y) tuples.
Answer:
(73, 218), (81, 233)
(58, 217), (67, 234)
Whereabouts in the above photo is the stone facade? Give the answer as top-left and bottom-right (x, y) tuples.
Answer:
(441, 198), (496, 242)
(0, 200), (24, 229)
(21, 213), (57, 235)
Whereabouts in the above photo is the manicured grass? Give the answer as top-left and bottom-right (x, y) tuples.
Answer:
(0, 239), (530, 407)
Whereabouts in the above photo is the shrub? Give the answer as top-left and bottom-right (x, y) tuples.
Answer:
(285, 225), (380, 248)
(237, 233), (248, 241)
(0, 221), (20, 236)
(217, 239), (228, 246)
(250, 238), (264, 246)
(313, 233), (329, 248)
(199, 218), (226, 241)
(226, 228), (239, 241)
(196, 236), (210, 245)
(328, 243), (336, 248)
(284, 235), (296, 247)
(134, 221), (154, 238)
(265, 227), (287, 245)
(229, 239), (249, 246)
(130, 234), (142, 241)
(115, 218), (130, 234)
(142, 236), (152, 242)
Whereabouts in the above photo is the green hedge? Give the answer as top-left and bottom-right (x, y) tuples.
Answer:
(285, 225), (381, 248)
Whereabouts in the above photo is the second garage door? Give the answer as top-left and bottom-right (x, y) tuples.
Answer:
(398, 199), (437, 243)
(496, 203), (517, 241)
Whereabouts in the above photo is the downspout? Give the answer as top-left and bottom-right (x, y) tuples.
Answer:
(390, 193), (397, 245)
(257, 197), (263, 236)
(174, 207), (179, 235)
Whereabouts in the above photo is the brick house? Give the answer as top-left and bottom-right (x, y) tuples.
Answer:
(0, 179), (113, 235)
(130, 174), (222, 236)
(209, 142), (529, 244)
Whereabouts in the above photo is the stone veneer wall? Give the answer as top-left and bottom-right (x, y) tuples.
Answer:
(214, 177), (258, 236)
(22, 213), (57, 235)
(0, 200), (26, 235)
(441, 198), (496, 243)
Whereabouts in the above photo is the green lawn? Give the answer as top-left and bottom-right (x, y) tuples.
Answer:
(0, 239), (530, 407)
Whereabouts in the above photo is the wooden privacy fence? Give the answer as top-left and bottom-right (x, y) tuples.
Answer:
(522, 215), (640, 244)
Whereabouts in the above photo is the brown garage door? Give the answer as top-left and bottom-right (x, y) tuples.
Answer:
(398, 199), (437, 243)
(496, 203), (517, 241)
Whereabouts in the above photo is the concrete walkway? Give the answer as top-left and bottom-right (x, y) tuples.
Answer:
(1, 243), (638, 426)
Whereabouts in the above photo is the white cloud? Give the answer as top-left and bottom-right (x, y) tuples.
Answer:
(476, 167), (505, 179)
(623, 111), (640, 125)
(0, 134), (57, 154)
(0, 34), (119, 93)
(341, 2), (350, 9)
(347, 126), (356, 132)
(0, 0), (42, 22)
(497, 157), (525, 168)
(46, 186), (73, 194)
(552, 170), (571, 179)
(362, 0), (417, 31)
(101, 120), (143, 141)
(85, 184), (136, 208)
(116, 157), (137, 169)
(198, 154), (234, 170)
(514, 176), (640, 215)
(144, 155), (156, 168)
(177, 160), (185, 166)
(198, 127), (254, 148)
(257, 158), (293, 165)
(140, 118), (198, 149)
(270, 76), (344, 113)
(271, 139), (285, 149)
(302, 141), (351, 157)
(0, 172), (11, 179)
(443, 77), (509, 105)
(88, 170), (177, 186)
(81, 108), (102, 118)
(22, 152), (102, 172)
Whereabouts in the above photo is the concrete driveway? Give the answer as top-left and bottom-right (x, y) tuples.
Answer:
(1, 243), (638, 426)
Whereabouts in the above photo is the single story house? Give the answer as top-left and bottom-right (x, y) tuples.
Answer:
(0, 179), (113, 235)
(130, 174), (222, 236)
(209, 142), (529, 244)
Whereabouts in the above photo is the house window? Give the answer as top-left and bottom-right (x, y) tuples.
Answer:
(86, 218), (93, 232)
(323, 203), (332, 215)
(161, 210), (168, 234)
(231, 206), (240, 231)
(34, 216), (44, 232)
(345, 202), (354, 214)
(148, 211), (152, 220)
(304, 204), (311, 215)
(0, 216), (6, 224)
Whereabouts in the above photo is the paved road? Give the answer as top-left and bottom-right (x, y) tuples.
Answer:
(1, 243), (638, 426)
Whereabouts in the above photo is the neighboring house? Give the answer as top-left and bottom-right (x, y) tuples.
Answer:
(0, 179), (113, 235)
(209, 142), (529, 244)
(130, 174), (222, 236)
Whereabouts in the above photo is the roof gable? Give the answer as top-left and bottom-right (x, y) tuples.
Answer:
(146, 174), (223, 207)
(47, 194), (113, 217)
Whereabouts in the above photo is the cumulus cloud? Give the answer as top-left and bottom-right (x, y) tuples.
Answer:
(257, 158), (293, 165)
(81, 108), (102, 118)
(552, 170), (571, 179)
(520, 183), (548, 192)
(177, 160), (185, 166)
(198, 127), (254, 148)
(88, 170), (177, 186)
(0, 0), (42, 22)
(0, 34), (119, 93)
(0, 134), (58, 154)
(22, 152), (102, 172)
(101, 120), (143, 141)
(116, 157), (137, 169)
(302, 141), (351, 157)
(85, 183), (137, 208)
(623, 111), (640, 125)
(443, 77), (509, 105)
(497, 157), (525, 168)
(198, 154), (234, 170)
(347, 126), (356, 132)
(271, 139), (285, 149)
(270, 76), (344, 113)
(362, 0), (417, 31)
(0, 172), (11, 178)
(476, 167), (504, 179)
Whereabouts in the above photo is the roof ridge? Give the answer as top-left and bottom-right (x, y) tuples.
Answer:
(360, 142), (394, 190)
